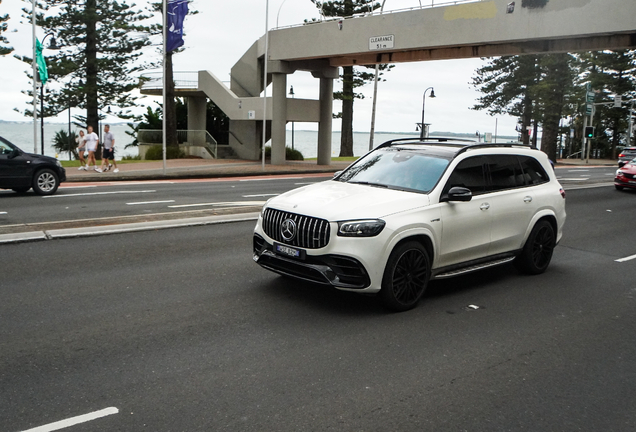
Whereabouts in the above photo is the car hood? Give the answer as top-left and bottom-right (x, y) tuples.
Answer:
(266, 180), (430, 220)
(620, 163), (636, 172)
(26, 153), (59, 164)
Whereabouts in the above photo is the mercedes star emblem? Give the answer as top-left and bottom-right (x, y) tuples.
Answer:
(281, 218), (297, 241)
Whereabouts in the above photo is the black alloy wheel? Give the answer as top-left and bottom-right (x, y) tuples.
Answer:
(380, 241), (430, 312)
(515, 220), (555, 275)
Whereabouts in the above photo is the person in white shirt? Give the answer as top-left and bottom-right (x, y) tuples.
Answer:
(99, 124), (119, 173)
(85, 125), (100, 171)
(76, 130), (87, 170)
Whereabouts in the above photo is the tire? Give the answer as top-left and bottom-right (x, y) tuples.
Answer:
(379, 241), (431, 312)
(615, 185), (624, 191)
(12, 187), (30, 194)
(32, 169), (59, 196)
(514, 220), (555, 275)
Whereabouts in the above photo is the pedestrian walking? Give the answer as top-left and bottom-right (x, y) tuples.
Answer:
(99, 124), (119, 173)
(76, 130), (87, 170)
(85, 125), (100, 171)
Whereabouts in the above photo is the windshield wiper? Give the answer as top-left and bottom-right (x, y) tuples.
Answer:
(348, 181), (389, 188)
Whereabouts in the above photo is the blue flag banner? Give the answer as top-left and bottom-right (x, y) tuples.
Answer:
(166, 0), (188, 53)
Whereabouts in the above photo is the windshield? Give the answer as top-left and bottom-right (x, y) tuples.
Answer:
(336, 149), (451, 193)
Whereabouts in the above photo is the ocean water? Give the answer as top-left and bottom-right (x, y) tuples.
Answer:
(0, 122), (138, 160)
(2, 121), (507, 160)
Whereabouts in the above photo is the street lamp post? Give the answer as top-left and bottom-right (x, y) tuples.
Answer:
(419, 87), (435, 140)
(368, 0), (387, 151)
(289, 85), (295, 150)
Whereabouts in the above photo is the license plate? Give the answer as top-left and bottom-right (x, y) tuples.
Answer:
(275, 243), (304, 259)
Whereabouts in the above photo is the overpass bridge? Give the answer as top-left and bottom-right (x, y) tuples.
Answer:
(141, 0), (636, 164)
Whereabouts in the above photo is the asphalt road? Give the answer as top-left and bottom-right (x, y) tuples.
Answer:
(1, 184), (635, 431)
(0, 174), (330, 226)
(0, 166), (616, 227)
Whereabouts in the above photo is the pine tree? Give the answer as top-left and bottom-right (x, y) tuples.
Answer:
(310, 0), (390, 157)
(0, 0), (12, 56)
(534, 53), (576, 162)
(17, 0), (153, 131)
(580, 50), (636, 157)
(471, 55), (540, 146)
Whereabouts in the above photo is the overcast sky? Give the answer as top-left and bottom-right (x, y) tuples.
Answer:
(0, 0), (520, 136)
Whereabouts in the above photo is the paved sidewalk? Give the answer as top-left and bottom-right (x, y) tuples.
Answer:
(66, 156), (618, 183)
(67, 158), (352, 182)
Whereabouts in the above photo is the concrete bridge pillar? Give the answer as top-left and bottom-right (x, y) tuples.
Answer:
(271, 73), (287, 165)
(317, 77), (333, 166)
(187, 96), (207, 146)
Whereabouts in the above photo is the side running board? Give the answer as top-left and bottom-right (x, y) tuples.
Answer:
(433, 257), (515, 279)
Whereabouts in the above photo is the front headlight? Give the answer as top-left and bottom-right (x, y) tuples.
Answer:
(337, 219), (385, 237)
(56, 160), (63, 168)
(616, 170), (624, 176)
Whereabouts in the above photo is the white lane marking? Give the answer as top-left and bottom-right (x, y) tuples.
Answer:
(605, 173), (616, 175)
(616, 254), (636, 263)
(0, 211), (7, 215)
(242, 193), (279, 198)
(20, 407), (119, 432)
(43, 190), (156, 198)
(558, 178), (588, 181)
(568, 169), (590, 172)
(126, 200), (175, 206)
(168, 201), (265, 209)
(58, 185), (97, 189)
(239, 177), (303, 182)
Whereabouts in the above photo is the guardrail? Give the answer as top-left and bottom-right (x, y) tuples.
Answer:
(140, 72), (199, 91)
(137, 129), (218, 158)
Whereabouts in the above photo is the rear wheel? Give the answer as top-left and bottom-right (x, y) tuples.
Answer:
(514, 220), (555, 275)
(380, 241), (430, 312)
(32, 169), (59, 195)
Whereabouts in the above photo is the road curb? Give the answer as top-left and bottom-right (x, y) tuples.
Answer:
(0, 213), (260, 245)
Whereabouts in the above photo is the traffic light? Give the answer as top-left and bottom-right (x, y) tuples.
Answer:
(585, 126), (594, 138)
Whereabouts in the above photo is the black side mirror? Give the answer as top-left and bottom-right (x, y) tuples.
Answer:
(8, 149), (20, 159)
(618, 160), (627, 168)
(443, 186), (473, 202)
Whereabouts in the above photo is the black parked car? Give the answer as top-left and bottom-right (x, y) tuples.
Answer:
(0, 136), (66, 195)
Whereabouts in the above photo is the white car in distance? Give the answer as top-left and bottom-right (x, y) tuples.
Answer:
(253, 138), (566, 311)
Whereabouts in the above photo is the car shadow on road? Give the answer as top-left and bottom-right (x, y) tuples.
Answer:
(258, 263), (522, 316)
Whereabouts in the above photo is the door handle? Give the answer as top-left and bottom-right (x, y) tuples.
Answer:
(480, 203), (490, 211)
(523, 196), (532, 203)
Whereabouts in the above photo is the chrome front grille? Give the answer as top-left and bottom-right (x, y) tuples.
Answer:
(262, 208), (330, 249)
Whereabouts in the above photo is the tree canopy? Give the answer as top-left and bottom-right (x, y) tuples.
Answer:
(18, 0), (153, 130)
(0, 0), (13, 56)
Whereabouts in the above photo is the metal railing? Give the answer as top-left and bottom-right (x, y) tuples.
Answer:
(137, 129), (218, 158)
(140, 71), (199, 91)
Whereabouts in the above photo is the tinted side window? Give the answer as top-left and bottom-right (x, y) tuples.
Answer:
(486, 155), (524, 192)
(519, 156), (549, 185)
(444, 156), (487, 195)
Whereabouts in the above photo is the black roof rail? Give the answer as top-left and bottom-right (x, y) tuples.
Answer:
(454, 142), (534, 156)
(376, 137), (477, 149)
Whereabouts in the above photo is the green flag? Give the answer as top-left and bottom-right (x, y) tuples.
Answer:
(36, 38), (48, 85)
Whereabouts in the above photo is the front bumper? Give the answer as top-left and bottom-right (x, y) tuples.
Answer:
(615, 177), (636, 189)
(253, 234), (371, 289)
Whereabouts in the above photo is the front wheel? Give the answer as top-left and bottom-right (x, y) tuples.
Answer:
(514, 220), (555, 275)
(615, 185), (624, 191)
(379, 241), (431, 312)
(32, 169), (59, 195)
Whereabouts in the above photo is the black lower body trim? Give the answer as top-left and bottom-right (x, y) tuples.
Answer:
(253, 234), (370, 289)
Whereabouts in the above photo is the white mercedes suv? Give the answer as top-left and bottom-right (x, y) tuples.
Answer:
(253, 138), (566, 311)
